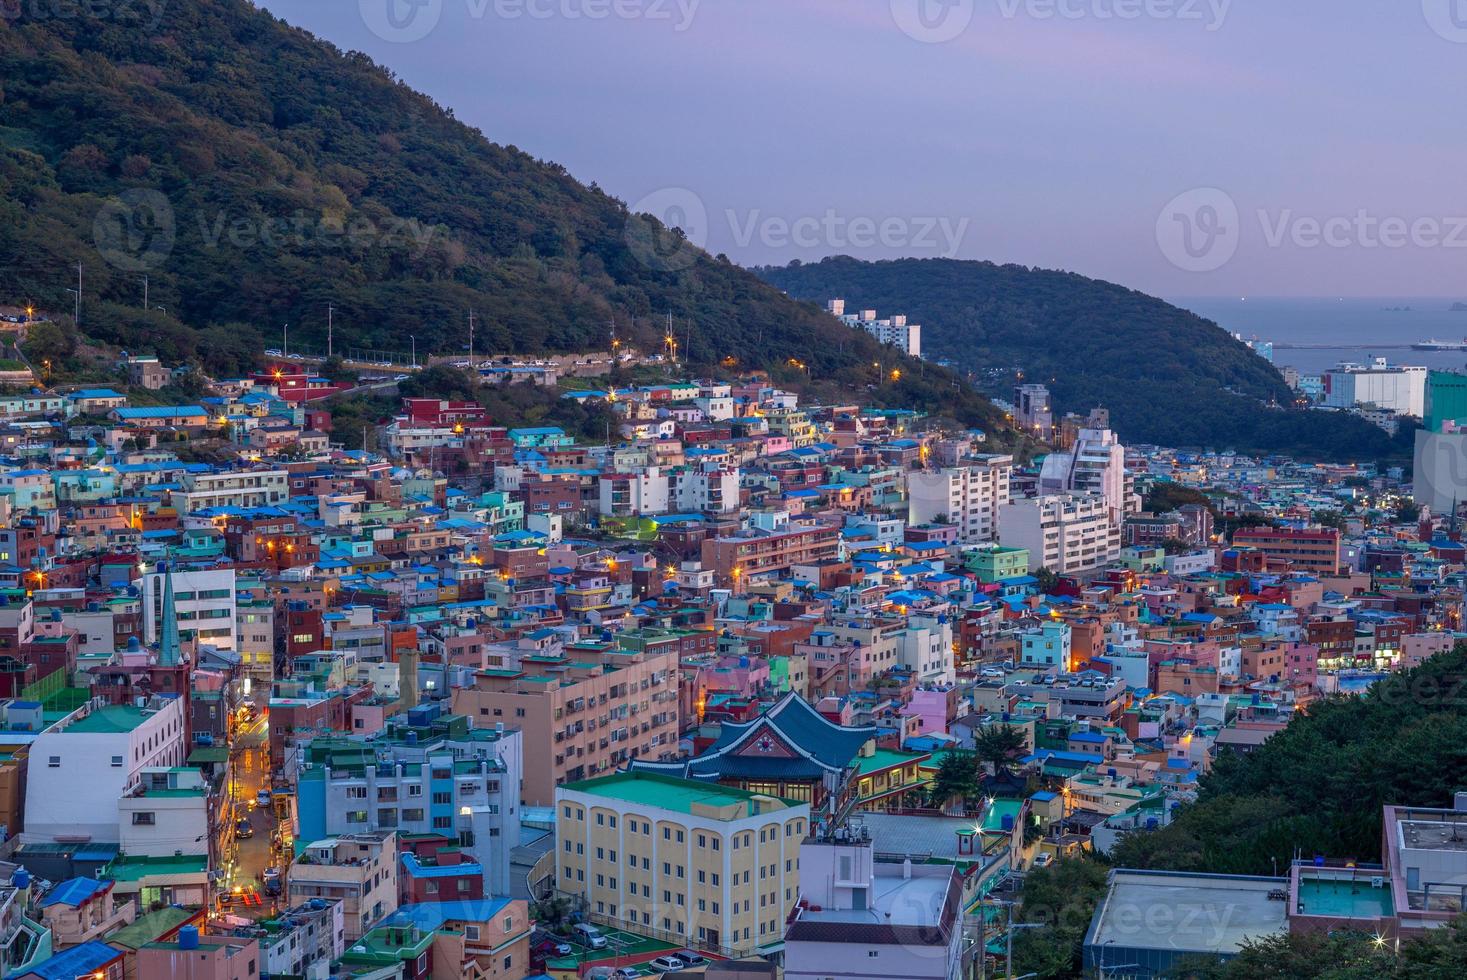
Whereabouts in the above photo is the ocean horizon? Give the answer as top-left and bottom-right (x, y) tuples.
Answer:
(1168, 296), (1467, 375)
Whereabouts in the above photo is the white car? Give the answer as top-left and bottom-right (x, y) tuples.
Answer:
(573, 923), (608, 949)
(256, 789), (272, 806)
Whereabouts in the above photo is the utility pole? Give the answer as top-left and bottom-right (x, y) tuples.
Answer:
(140, 275), (148, 311)
(410, 335), (417, 369)
(282, 323), (288, 359)
(327, 304), (335, 359)
(467, 308), (476, 367)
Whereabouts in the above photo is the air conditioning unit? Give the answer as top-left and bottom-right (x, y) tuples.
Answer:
(1371, 876), (1384, 889)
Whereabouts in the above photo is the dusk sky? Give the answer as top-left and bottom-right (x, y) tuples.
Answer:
(264, 1), (1467, 298)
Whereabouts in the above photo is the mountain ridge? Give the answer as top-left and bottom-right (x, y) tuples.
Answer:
(756, 256), (1412, 460)
(0, 0), (1005, 434)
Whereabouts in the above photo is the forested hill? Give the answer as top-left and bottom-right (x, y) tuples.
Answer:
(0, 1), (999, 429)
(757, 256), (1411, 460)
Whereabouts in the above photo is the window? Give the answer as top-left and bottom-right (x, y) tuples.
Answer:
(111, 756), (123, 767)
(132, 811), (155, 825)
(47, 756), (59, 768)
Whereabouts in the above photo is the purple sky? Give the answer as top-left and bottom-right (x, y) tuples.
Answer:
(263, 1), (1467, 298)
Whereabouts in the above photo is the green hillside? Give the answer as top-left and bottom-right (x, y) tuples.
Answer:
(757, 256), (1411, 460)
(0, 1), (1000, 431)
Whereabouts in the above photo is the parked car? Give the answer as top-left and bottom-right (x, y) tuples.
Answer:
(235, 819), (253, 839)
(572, 923), (608, 949)
(673, 950), (706, 966)
(650, 955), (687, 971)
(256, 789), (272, 807)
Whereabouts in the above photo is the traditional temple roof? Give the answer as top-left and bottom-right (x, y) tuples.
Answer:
(633, 692), (877, 781)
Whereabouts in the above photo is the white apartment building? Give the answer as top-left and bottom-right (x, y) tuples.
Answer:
(287, 831), (399, 942)
(907, 455), (1013, 544)
(174, 469), (288, 514)
(1039, 414), (1133, 523)
(143, 567), (238, 651)
(1324, 358), (1427, 418)
(1000, 493), (1121, 576)
(897, 612), (955, 686)
(826, 299), (922, 358)
(24, 696), (189, 844)
(599, 464), (739, 517)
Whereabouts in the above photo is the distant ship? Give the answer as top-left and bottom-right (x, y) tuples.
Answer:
(1411, 338), (1467, 351)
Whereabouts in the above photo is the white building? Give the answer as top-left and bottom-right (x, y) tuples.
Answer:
(174, 469), (288, 514)
(695, 382), (735, 422)
(1324, 358), (1427, 418)
(897, 611), (955, 685)
(1039, 412), (1133, 523)
(826, 299), (921, 358)
(999, 493), (1121, 576)
(24, 696), (189, 844)
(118, 767), (210, 857)
(785, 833), (964, 980)
(143, 567), (238, 651)
(598, 463), (739, 517)
(907, 455), (1012, 544)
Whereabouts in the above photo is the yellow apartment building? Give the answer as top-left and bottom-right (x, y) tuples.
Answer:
(554, 771), (809, 956)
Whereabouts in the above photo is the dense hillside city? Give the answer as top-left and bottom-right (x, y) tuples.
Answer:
(3, 2), (1466, 980)
(0, 301), (1457, 978)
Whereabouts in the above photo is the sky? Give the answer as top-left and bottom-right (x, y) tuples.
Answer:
(262, 1), (1467, 298)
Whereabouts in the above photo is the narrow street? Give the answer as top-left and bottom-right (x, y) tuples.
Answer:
(222, 713), (283, 918)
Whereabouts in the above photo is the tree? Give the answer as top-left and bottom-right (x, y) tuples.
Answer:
(974, 723), (1028, 778)
(1010, 855), (1110, 980)
(1033, 567), (1059, 594)
(927, 750), (980, 810)
(1314, 510), (1348, 531)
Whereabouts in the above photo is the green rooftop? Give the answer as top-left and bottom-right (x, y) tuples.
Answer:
(1296, 873), (1394, 919)
(561, 770), (802, 819)
(854, 748), (929, 778)
(103, 853), (209, 881)
(65, 705), (153, 734)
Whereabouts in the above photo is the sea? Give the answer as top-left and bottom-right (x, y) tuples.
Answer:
(1169, 296), (1467, 376)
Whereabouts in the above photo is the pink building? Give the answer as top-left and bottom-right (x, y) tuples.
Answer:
(902, 685), (957, 736)
(136, 927), (260, 980)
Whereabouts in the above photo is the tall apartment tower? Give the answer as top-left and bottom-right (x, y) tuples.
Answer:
(907, 455), (1013, 544)
(1015, 384), (1054, 440)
